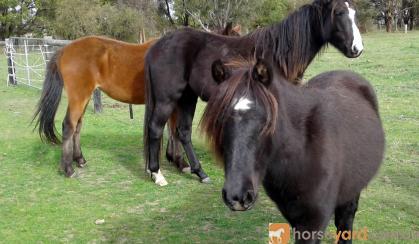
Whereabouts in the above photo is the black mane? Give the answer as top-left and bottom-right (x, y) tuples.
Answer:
(251, 2), (326, 82)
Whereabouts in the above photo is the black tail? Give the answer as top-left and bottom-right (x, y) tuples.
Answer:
(32, 50), (64, 144)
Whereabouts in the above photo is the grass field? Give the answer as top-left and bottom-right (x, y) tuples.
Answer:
(0, 31), (418, 243)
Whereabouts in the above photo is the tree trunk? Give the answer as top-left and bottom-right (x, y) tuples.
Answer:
(385, 18), (392, 32)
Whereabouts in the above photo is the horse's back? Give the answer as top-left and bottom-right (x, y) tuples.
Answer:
(308, 71), (384, 204)
(59, 36), (155, 104)
(307, 70), (378, 113)
(145, 28), (226, 100)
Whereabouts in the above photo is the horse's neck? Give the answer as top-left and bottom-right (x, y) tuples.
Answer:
(274, 80), (320, 157)
(267, 4), (324, 81)
(262, 82), (320, 188)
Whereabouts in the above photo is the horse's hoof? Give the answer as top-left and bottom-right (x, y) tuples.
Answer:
(173, 158), (190, 173)
(201, 177), (211, 184)
(69, 171), (78, 178)
(62, 166), (76, 178)
(193, 169), (210, 183)
(181, 166), (191, 173)
(76, 159), (87, 168)
(151, 170), (168, 186)
(64, 169), (77, 178)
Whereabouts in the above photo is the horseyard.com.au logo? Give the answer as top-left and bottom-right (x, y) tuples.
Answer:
(269, 223), (291, 244)
(268, 223), (370, 243)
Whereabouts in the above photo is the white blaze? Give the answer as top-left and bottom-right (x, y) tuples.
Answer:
(345, 2), (363, 54)
(234, 97), (253, 111)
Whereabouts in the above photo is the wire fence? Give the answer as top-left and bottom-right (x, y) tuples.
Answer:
(4, 37), (69, 89)
(2, 36), (141, 115)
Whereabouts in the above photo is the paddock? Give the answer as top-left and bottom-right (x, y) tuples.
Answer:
(0, 31), (418, 242)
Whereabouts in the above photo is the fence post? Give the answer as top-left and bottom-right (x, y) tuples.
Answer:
(5, 39), (17, 85)
(93, 89), (103, 113)
(129, 104), (133, 119)
(23, 39), (31, 86)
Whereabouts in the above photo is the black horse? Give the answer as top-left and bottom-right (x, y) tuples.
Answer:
(144, 0), (364, 186)
(201, 59), (384, 243)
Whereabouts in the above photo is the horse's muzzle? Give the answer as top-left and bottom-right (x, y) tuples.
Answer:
(222, 188), (257, 211)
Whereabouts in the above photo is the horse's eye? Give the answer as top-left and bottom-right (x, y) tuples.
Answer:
(335, 12), (345, 16)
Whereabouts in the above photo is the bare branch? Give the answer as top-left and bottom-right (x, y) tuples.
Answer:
(185, 9), (211, 32)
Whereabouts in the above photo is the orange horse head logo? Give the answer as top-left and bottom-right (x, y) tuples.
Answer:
(269, 223), (290, 244)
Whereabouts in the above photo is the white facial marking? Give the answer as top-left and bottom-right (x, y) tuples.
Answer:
(152, 170), (168, 186)
(234, 97), (253, 111)
(345, 2), (363, 54)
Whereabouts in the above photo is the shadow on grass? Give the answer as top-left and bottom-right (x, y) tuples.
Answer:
(28, 130), (208, 185)
(97, 181), (285, 243)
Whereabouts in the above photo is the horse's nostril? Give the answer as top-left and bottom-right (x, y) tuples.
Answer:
(222, 188), (256, 210)
(352, 46), (359, 54)
(244, 190), (255, 205)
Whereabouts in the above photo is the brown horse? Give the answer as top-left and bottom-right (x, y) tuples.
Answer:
(33, 25), (240, 179)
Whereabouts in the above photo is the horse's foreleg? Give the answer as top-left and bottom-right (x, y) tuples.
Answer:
(73, 118), (87, 168)
(334, 194), (360, 244)
(176, 93), (210, 183)
(166, 111), (190, 173)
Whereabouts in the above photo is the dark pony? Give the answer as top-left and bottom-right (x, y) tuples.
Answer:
(144, 0), (364, 185)
(201, 59), (384, 243)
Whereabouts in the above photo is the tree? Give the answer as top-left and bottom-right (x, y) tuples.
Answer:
(0, 0), (55, 40)
(356, 0), (376, 32)
(157, 0), (291, 32)
(98, 4), (144, 41)
(402, 0), (417, 30)
(372, 0), (403, 32)
(252, 0), (290, 28)
(53, 0), (146, 41)
(53, 0), (101, 39)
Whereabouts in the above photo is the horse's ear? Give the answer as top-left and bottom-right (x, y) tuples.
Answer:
(232, 25), (241, 35)
(223, 22), (233, 36)
(252, 59), (272, 86)
(212, 59), (230, 84)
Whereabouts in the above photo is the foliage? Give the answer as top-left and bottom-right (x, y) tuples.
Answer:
(53, 0), (146, 42)
(287, 0), (311, 10)
(356, 0), (376, 32)
(2, 0), (418, 41)
(53, 0), (100, 39)
(97, 4), (144, 41)
(252, 0), (291, 28)
(370, 0), (418, 31)
(157, 0), (261, 30)
(0, 0), (55, 40)
(157, 0), (291, 31)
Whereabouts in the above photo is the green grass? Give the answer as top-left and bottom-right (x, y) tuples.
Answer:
(0, 31), (418, 243)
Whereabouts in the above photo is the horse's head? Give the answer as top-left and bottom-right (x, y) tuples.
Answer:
(214, 22), (242, 36)
(202, 59), (278, 211)
(316, 0), (363, 57)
